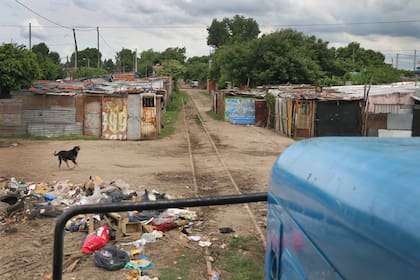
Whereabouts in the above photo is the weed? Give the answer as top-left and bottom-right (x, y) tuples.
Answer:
(220, 236), (265, 280)
(160, 90), (190, 138)
(206, 110), (224, 121)
(159, 251), (202, 280)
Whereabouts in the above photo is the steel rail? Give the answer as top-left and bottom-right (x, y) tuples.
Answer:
(186, 90), (267, 246)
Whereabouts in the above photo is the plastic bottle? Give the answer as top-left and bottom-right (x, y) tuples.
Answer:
(211, 271), (219, 280)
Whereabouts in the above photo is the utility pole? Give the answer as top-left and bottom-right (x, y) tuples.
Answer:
(134, 48), (138, 73)
(29, 22), (31, 51)
(73, 28), (78, 70)
(414, 49), (417, 72)
(97, 26), (100, 68)
(396, 53), (399, 69)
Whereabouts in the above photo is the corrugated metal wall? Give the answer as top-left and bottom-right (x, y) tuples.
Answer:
(255, 99), (268, 127)
(84, 96), (102, 137)
(102, 97), (128, 140)
(294, 100), (314, 138)
(13, 95), (82, 137)
(127, 94), (141, 140)
(141, 94), (157, 139)
(141, 108), (157, 138)
(275, 97), (294, 137)
(368, 93), (414, 114)
(315, 100), (362, 137)
(0, 99), (25, 136)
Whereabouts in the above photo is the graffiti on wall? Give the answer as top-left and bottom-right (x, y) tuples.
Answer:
(225, 97), (255, 125)
(102, 98), (128, 140)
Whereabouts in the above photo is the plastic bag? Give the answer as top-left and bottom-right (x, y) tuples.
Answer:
(93, 245), (129, 271)
(82, 224), (110, 254)
(124, 256), (153, 270)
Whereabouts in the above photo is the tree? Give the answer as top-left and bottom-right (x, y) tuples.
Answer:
(0, 43), (40, 98)
(103, 59), (116, 73)
(209, 29), (334, 87)
(73, 67), (108, 79)
(185, 56), (209, 86)
(32, 42), (61, 79)
(71, 48), (102, 68)
(159, 47), (186, 64)
(207, 18), (230, 48)
(32, 42), (50, 56)
(48, 51), (61, 65)
(207, 15), (260, 48)
(36, 54), (58, 80)
(137, 49), (160, 77)
(156, 59), (186, 88)
(115, 48), (135, 72)
(228, 15), (260, 43)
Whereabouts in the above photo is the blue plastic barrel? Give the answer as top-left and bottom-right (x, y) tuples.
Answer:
(265, 137), (420, 279)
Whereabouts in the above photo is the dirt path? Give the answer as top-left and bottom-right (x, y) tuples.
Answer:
(0, 89), (294, 279)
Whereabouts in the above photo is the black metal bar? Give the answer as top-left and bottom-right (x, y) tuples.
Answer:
(53, 192), (267, 280)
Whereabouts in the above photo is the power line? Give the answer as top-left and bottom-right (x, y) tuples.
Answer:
(99, 33), (117, 53)
(14, 0), (72, 30)
(272, 19), (420, 28)
(13, 1), (96, 32)
(2, 17), (420, 31)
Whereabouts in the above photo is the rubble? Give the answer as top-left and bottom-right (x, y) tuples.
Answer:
(0, 175), (209, 279)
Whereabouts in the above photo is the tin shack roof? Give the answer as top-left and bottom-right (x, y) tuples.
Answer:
(267, 85), (362, 101)
(220, 89), (266, 98)
(28, 80), (93, 94)
(329, 82), (420, 97)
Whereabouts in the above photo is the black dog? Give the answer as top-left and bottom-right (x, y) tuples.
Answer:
(53, 146), (80, 169)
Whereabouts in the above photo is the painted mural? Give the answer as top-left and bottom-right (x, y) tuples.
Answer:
(224, 97), (255, 125)
(102, 97), (128, 140)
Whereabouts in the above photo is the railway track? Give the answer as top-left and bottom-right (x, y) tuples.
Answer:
(182, 92), (267, 246)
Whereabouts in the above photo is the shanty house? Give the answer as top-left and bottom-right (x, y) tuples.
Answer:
(269, 85), (363, 138)
(0, 77), (169, 140)
(212, 89), (268, 127)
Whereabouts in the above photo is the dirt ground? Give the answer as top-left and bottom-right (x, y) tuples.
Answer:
(0, 89), (294, 280)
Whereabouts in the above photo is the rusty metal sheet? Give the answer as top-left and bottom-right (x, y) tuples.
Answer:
(141, 107), (157, 138)
(102, 97), (128, 140)
(294, 100), (314, 138)
(84, 96), (102, 137)
(140, 94), (157, 138)
(16, 95), (75, 110)
(127, 95), (141, 140)
(255, 100), (268, 127)
(75, 95), (84, 122)
(367, 113), (387, 129)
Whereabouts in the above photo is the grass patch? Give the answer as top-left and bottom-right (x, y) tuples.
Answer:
(159, 251), (201, 280)
(220, 236), (265, 280)
(202, 91), (211, 97)
(206, 110), (224, 121)
(159, 111), (178, 138)
(160, 90), (190, 138)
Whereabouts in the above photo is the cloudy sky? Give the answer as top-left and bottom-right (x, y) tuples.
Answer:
(2, 0), (420, 69)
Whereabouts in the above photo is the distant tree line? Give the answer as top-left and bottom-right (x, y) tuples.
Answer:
(206, 15), (411, 88)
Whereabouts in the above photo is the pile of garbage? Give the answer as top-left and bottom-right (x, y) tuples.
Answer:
(1, 176), (225, 280)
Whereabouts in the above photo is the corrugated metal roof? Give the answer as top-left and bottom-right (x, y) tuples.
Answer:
(13, 77), (167, 96)
(329, 82), (419, 97)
